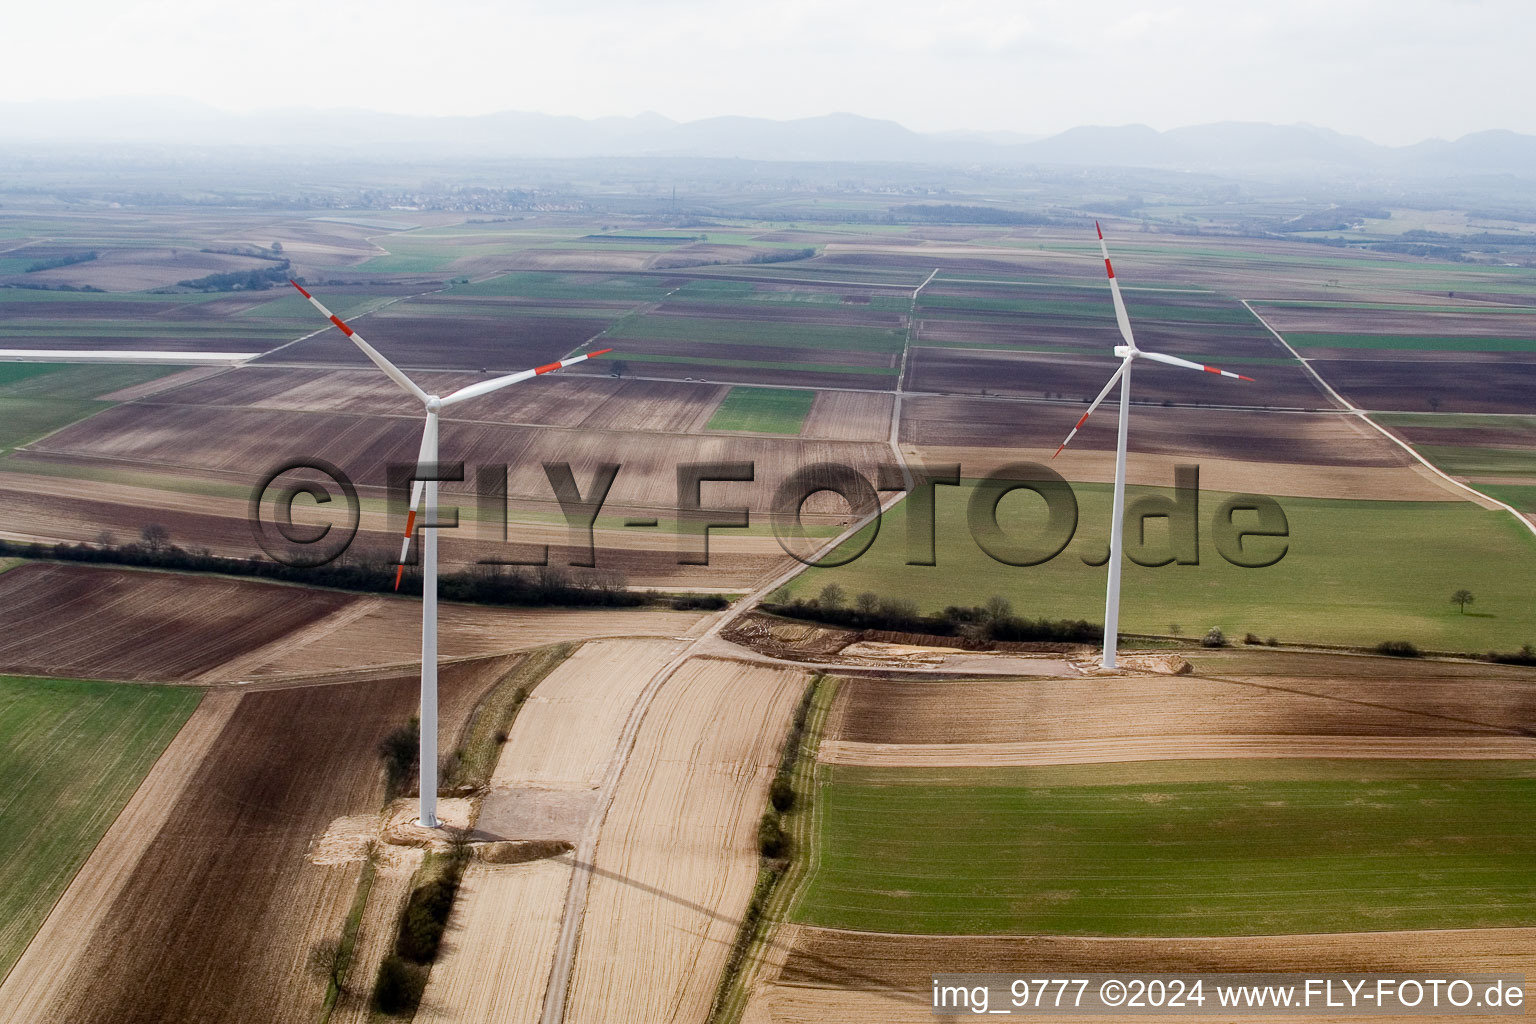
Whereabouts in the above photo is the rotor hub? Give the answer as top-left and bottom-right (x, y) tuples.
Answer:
(426, 396), (442, 412)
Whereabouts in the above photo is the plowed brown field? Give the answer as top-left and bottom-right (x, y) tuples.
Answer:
(746, 925), (1536, 1024)
(0, 563), (358, 681)
(827, 668), (1536, 747)
(28, 657), (515, 1024)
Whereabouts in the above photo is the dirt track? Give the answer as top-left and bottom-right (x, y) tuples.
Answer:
(563, 658), (805, 1024)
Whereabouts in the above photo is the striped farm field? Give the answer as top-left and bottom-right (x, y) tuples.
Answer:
(795, 760), (1536, 937)
(0, 675), (202, 977)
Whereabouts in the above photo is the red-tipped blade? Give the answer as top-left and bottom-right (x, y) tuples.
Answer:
(1140, 349), (1255, 381)
(1053, 358), (1131, 458)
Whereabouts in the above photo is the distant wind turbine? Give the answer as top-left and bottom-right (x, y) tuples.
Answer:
(1052, 225), (1252, 669)
(291, 280), (609, 827)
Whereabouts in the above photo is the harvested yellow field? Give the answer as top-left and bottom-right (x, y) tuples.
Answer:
(489, 638), (688, 793)
(420, 639), (686, 1022)
(414, 858), (574, 1024)
(564, 657), (806, 1024)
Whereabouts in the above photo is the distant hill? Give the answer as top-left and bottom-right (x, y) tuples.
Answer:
(1, 99), (1532, 179)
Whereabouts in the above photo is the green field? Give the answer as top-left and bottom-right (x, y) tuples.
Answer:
(1413, 444), (1535, 478)
(786, 480), (1536, 650)
(1480, 483), (1536, 513)
(795, 761), (1536, 936)
(706, 386), (815, 434)
(0, 676), (202, 975)
(0, 362), (186, 451)
(0, 398), (113, 452)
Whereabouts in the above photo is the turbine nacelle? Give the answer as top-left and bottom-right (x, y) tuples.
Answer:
(1114, 344), (1136, 358)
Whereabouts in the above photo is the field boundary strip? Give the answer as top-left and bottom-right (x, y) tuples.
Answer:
(1242, 299), (1536, 541)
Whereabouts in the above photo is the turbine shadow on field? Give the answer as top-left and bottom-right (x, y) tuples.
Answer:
(549, 853), (929, 1003)
(1202, 673), (1536, 737)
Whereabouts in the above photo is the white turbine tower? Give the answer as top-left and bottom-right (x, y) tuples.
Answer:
(1053, 224), (1253, 669)
(290, 280), (610, 827)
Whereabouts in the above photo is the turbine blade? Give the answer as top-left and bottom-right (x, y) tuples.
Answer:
(438, 348), (613, 408)
(1053, 356), (1131, 459)
(394, 416), (434, 590)
(1096, 221), (1138, 351)
(289, 280), (429, 405)
(1138, 349), (1255, 381)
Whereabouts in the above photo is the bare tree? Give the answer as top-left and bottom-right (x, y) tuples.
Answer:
(308, 939), (345, 992)
(818, 583), (846, 611)
(140, 523), (170, 551)
(446, 824), (475, 863)
(1451, 589), (1475, 614)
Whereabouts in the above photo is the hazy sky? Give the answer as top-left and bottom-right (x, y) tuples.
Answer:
(6, 0), (1532, 144)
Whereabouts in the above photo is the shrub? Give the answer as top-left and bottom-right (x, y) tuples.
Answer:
(1375, 640), (1421, 658)
(1266, 637), (1279, 647)
(757, 811), (787, 858)
(1243, 633), (1262, 645)
(373, 956), (426, 1015)
(769, 775), (794, 813)
(396, 873), (460, 962)
(492, 728), (509, 745)
(1488, 643), (1536, 666)
(1201, 627), (1227, 648)
(378, 718), (419, 798)
(671, 593), (728, 610)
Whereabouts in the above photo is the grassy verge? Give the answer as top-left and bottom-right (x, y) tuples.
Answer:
(317, 854), (376, 1024)
(710, 674), (836, 1024)
(0, 675), (203, 976)
(794, 759), (1536, 937)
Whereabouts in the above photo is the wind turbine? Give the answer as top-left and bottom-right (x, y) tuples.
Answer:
(1052, 224), (1252, 669)
(290, 280), (610, 827)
